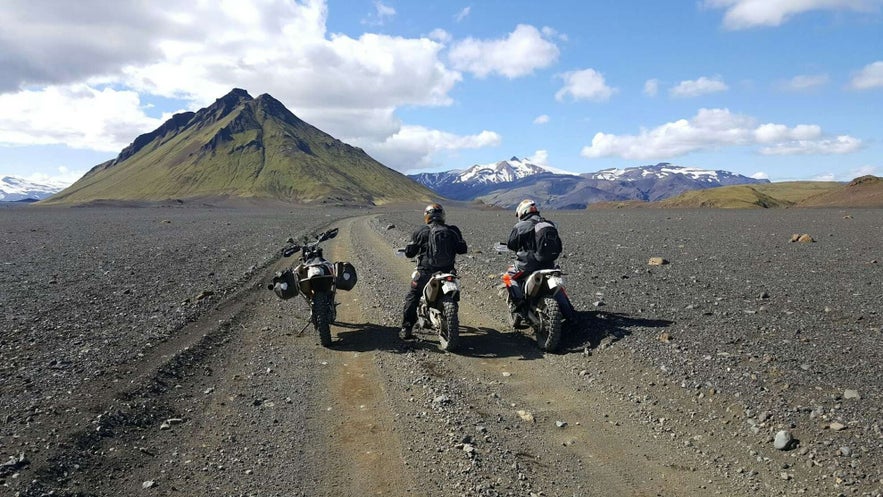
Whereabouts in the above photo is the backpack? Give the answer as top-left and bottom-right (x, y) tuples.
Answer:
(533, 218), (562, 263)
(426, 223), (457, 269)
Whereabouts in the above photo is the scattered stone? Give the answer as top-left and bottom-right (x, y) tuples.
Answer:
(658, 332), (671, 343)
(828, 422), (846, 431)
(501, 371), (512, 377)
(774, 430), (794, 450)
(648, 257), (669, 266)
(432, 395), (450, 404)
(556, 420), (567, 428)
(385, 224), (395, 230)
(142, 480), (156, 489)
(843, 389), (861, 400)
(196, 290), (214, 300)
(838, 446), (852, 457)
(789, 233), (815, 243)
(517, 410), (535, 423)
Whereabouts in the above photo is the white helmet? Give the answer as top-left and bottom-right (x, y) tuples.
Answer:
(516, 199), (538, 220)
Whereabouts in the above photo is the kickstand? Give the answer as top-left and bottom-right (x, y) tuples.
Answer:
(297, 311), (313, 336)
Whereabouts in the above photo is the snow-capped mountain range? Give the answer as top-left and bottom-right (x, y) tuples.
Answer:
(409, 160), (769, 209)
(0, 176), (69, 202)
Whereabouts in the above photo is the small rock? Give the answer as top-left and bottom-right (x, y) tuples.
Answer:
(142, 480), (156, 489)
(648, 257), (669, 266)
(555, 420), (567, 428)
(517, 410), (535, 422)
(658, 332), (671, 343)
(432, 395), (450, 404)
(774, 430), (794, 450)
(386, 224), (395, 230)
(838, 446), (851, 457)
(828, 422), (846, 431)
(501, 372), (512, 377)
(843, 389), (860, 400)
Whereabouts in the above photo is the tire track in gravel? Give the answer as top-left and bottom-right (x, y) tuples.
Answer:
(352, 213), (750, 497)
(305, 215), (415, 496)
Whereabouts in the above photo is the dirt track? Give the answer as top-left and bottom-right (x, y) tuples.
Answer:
(2, 205), (881, 496)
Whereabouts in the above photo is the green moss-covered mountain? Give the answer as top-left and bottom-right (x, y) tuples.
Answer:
(43, 89), (433, 205)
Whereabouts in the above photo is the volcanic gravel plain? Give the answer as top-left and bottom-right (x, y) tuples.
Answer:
(1, 203), (881, 497)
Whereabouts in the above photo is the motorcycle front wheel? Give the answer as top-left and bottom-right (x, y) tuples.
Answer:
(535, 296), (562, 352)
(312, 291), (333, 347)
(438, 298), (460, 352)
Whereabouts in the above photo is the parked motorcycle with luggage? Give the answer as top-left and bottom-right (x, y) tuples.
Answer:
(395, 248), (461, 351)
(268, 228), (357, 347)
(495, 243), (574, 352)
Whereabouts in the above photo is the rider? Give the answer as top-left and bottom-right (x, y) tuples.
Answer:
(505, 199), (561, 317)
(401, 203), (468, 339)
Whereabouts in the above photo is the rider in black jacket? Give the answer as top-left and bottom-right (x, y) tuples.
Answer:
(505, 199), (558, 316)
(401, 203), (467, 339)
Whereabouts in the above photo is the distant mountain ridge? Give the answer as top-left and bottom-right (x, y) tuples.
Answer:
(409, 157), (556, 200)
(42, 88), (433, 206)
(0, 176), (69, 202)
(410, 160), (769, 209)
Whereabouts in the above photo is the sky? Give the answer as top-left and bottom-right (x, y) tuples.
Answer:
(1, 0), (881, 186)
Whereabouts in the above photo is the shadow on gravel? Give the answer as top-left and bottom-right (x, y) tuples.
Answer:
(332, 321), (416, 353)
(455, 325), (546, 360)
(558, 310), (674, 354)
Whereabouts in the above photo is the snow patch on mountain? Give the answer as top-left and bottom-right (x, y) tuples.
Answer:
(1, 176), (70, 201)
(456, 157), (552, 184)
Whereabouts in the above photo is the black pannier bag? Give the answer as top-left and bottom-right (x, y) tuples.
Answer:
(271, 268), (298, 299)
(335, 261), (358, 291)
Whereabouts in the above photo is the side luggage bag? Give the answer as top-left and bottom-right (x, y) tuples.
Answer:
(335, 262), (358, 291)
(269, 268), (299, 299)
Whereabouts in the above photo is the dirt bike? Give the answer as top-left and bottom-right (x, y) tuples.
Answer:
(268, 228), (357, 347)
(395, 248), (461, 351)
(495, 243), (573, 352)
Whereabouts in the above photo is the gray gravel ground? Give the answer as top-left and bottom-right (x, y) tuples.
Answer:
(1, 203), (881, 496)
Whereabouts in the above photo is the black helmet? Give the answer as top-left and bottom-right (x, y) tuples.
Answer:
(424, 203), (445, 224)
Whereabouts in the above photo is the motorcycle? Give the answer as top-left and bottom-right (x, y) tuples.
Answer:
(395, 248), (461, 351)
(495, 243), (573, 352)
(268, 228), (357, 347)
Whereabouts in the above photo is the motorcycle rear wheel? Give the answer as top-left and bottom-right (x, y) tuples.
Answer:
(438, 298), (459, 352)
(535, 296), (562, 352)
(312, 291), (333, 347)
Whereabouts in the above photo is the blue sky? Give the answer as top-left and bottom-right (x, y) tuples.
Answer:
(1, 0), (881, 185)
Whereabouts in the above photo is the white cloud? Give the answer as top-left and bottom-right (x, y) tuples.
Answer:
(533, 114), (550, 124)
(643, 79), (659, 97)
(850, 61), (883, 89)
(26, 167), (86, 186)
(455, 6), (471, 22)
(580, 108), (862, 160)
(527, 150), (549, 165)
(428, 29), (452, 43)
(555, 69), (616, 102)
(759, 135), (862, 155)
(704, 0), (882, 30)
(366, 125), (501, 171)
(778, 73), (829, 91)
(362, 1), (396, 26)
(0, 0), (510, 172)
(670, 76), (728, 98)
(812, 172), (837, 181)
(448, 24), (560, 79)
(0, 85), (164, 151)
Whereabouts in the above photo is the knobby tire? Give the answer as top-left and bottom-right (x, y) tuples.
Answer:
(439, 298), (459, 352)
(536, 296), (562, 352)
(313, 291), (333, 347)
